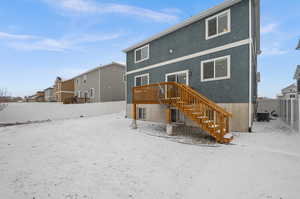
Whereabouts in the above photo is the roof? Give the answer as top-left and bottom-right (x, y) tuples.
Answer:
(294, 65), (300, 79)
(281, 83), (297, 94)
(296, 39), (300, 50)
(123, 0), (260, 53)
(71, 62), (125, 80)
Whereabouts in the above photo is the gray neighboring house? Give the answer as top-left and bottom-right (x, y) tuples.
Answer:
(73, 62), (125, 103)
(123, 0), (260, 132)
(44, 87), (56, 102)
(278, 83), (297, 99)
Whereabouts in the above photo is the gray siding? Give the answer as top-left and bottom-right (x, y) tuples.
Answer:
(100, 64), (125, 102)
(127, 44), (249, 104)
(126, 0), (250, 72)
(75, 69), (101, 102)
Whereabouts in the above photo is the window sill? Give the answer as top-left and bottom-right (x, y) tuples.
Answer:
(201, 76), (230, 82)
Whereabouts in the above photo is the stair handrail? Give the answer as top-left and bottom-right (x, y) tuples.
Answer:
(132, 82), (232, 117)
(177, 83), (232, 117)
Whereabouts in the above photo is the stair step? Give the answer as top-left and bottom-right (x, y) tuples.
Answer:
(184, 109), (193, 111)
(197, 116), (208, 119)
(183, 104), (193, 107)
(203, 120), (213, 123)
(177, 101), (185, 104)
(209, 124), (219, 128)
(192, 112), (202, 115)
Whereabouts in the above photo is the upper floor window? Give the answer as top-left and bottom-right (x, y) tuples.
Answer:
(76, 78), (80, 85)
(201, 55), (230, 82)
(135, 73), (149, 86)
(83, 75), (87, 84)
(206, 10), (231, 40)
(134, 45), (149, 63)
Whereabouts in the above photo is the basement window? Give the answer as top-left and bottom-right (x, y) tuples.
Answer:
(206, 10), (231, 39)
(201, 56), (230, 82)
(134, 45), (149, 63)
(138, 107), (146, 120)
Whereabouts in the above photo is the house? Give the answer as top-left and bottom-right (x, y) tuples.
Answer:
(54, 77), (74, 103)
(44, 87), (56, 102)
(123, 0), (260, 135)
(35, 91), (45, 102)
(278, 83), (297, 99)
(73, 62), (125, 103)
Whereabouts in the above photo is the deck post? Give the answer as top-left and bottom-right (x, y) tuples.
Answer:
(131, 104), (137, 129)
(166, 107), (174, 135)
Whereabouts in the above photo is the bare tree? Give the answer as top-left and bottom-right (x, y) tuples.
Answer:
(0, 88), (8, 111)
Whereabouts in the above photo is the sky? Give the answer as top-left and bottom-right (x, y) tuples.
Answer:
(0, 0), (299, 97)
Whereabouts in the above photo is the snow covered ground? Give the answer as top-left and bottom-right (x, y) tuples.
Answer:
(0, 102), (125, 123)
(0, 111), (300, 199)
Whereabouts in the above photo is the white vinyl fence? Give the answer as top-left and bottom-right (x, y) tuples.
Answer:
(279, 98), (299, 131)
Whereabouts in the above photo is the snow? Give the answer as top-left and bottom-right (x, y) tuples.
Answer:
(0, 111), (300, 199)
(0, 102), (125, 123)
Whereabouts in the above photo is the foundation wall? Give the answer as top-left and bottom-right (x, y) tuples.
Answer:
(126, 103), (250, 132)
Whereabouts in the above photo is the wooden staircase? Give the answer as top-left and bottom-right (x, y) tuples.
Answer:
(132, 82), (233, 144)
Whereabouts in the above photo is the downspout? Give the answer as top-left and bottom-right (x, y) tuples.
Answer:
(125, 64), (128, 118)
(98, 68), (101, 102)
(248, 0), (253, 132)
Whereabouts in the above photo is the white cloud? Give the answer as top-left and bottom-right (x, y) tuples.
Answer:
(0, 31), (121, 52)
(261, 23), (278, 34)
(262, 42), (289, 55)
(0, 32), (37, 40)
(44, 0), (179, 23)
(262, 47), (288, 55)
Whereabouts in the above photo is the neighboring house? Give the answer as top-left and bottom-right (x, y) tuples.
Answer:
(278, 65), (300, 131)
(73, 62), (125, 103)
(35, 91), (45, 102)
(54, 77), (74, 103)
(44, 87), (56, 102)
(124, 0), (260, 132)
(278, 83), (297, 99)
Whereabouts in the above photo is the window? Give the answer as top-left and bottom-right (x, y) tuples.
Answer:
(135, 74), (149, 86)
(76, 78), (80, 85)
(206, 10), (230, 39)
(77, 91), (81, 97)
(90, 88), (95, 98)
(138, 107), (146, 120)
(166, 70), (189, 85)
(83, 75), (87, 84)
(201, 56), (230, 82)
(134, 45), (149, 63)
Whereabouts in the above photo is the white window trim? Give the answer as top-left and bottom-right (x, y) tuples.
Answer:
(134, 73), (150, 86)
(205, 9), (231, 40)
(200, 55), (231, 82)
(134, 44), (150, 64)
(165, 70), (189, 85)
(90, 88), (95, 99)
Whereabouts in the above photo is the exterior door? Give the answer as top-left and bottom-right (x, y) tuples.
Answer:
(166, 70), (188, 85)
